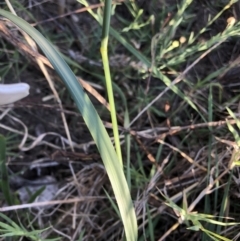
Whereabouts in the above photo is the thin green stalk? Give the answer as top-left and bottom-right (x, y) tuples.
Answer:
(100, 0), (123, 166)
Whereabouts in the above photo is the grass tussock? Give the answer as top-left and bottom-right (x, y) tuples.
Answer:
(1, 0), (240, 240)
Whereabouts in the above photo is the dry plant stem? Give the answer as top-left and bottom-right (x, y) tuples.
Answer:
(157, 138), (207, 172)
(188, 168), (230, 213)
(0, 122), (61, 149)
(0, 109), (78, 151)
(41, 206), (75, 239)
(155, 119), (239, 140)
(0, 196), (107, 211)
(32, 1), (125, 26)
(158, 222), (179, 241)
(0, 121), (116, 151)
(135, 155), (170, 216)
(107, 118), (239, 140)
(4, 114), (28, 149)
(5, 0), (74, 152)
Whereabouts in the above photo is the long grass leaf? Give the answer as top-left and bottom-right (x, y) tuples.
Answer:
(0, 10), (137, 241)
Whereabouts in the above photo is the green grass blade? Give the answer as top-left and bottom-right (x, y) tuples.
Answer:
(0, 135), (12, 205)
(0, 213), (21, 230)
(0, 10), (137, 241)
(101, 0), (123, 166)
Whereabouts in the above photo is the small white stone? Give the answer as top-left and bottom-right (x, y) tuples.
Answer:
(17, 176), (58, 210)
